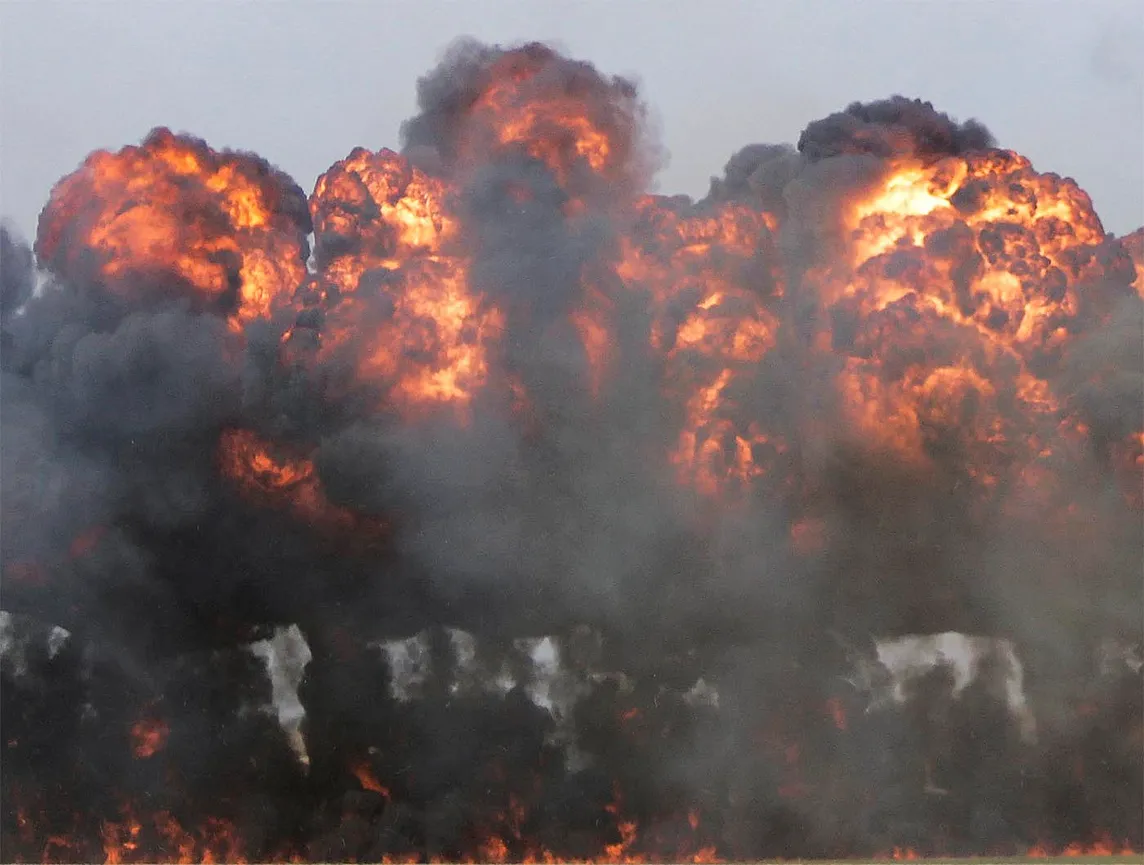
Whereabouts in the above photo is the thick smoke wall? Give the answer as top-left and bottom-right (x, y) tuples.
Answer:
(2, 38), (1142, 863)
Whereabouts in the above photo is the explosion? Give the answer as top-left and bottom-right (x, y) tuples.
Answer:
(2, 40), (1141, 864)
(34, 128), (312, 328)
(303, 147), (503, 418)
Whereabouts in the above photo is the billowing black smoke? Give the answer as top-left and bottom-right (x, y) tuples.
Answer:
(2, 37), (1142, 863)
(797, 96), (996, 162)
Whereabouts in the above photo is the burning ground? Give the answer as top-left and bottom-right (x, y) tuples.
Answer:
(1, 38), (1142, 863)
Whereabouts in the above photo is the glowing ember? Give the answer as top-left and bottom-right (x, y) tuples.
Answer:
(217, 428), (381, 537)
(130, 717), (169, 759)
(350, 760), (391, 799)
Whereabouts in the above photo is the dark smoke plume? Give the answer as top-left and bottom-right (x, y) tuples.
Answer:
(797, 96), (996, 162)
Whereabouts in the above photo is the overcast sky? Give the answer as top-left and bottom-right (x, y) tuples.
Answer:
(2, 1), (1142, 245)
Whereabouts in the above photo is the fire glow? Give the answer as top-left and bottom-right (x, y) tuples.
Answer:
(1, 39), (1141, 864)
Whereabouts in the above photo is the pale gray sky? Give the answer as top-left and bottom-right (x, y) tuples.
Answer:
(2, 1), (1142, 244)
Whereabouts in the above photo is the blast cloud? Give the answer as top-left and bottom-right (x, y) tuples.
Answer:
(1, 39), (1141, 862)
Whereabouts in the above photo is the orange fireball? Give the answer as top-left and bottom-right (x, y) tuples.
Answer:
(306, 148), (504, 418)
(798, 148), (1138, 487)
(441, 43), (648, 195)
(613, 197), (785, 496)
(36, 128), (311, 328)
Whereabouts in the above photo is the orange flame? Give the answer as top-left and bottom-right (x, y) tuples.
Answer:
(1027, 836), (1138, 857)
(786, 148), (1140, 493)
(217, 428), (381, 537)
(350, 760), (391, 799)
(102, 808), (249, 864)
(130, 717), (169, 759)
(1122, 227), (1144, 297)
(454, 44), (643, 193)
(36, 128), (309, 329)
(613, 198), (784, 497)
(307, 148), (503, 419)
